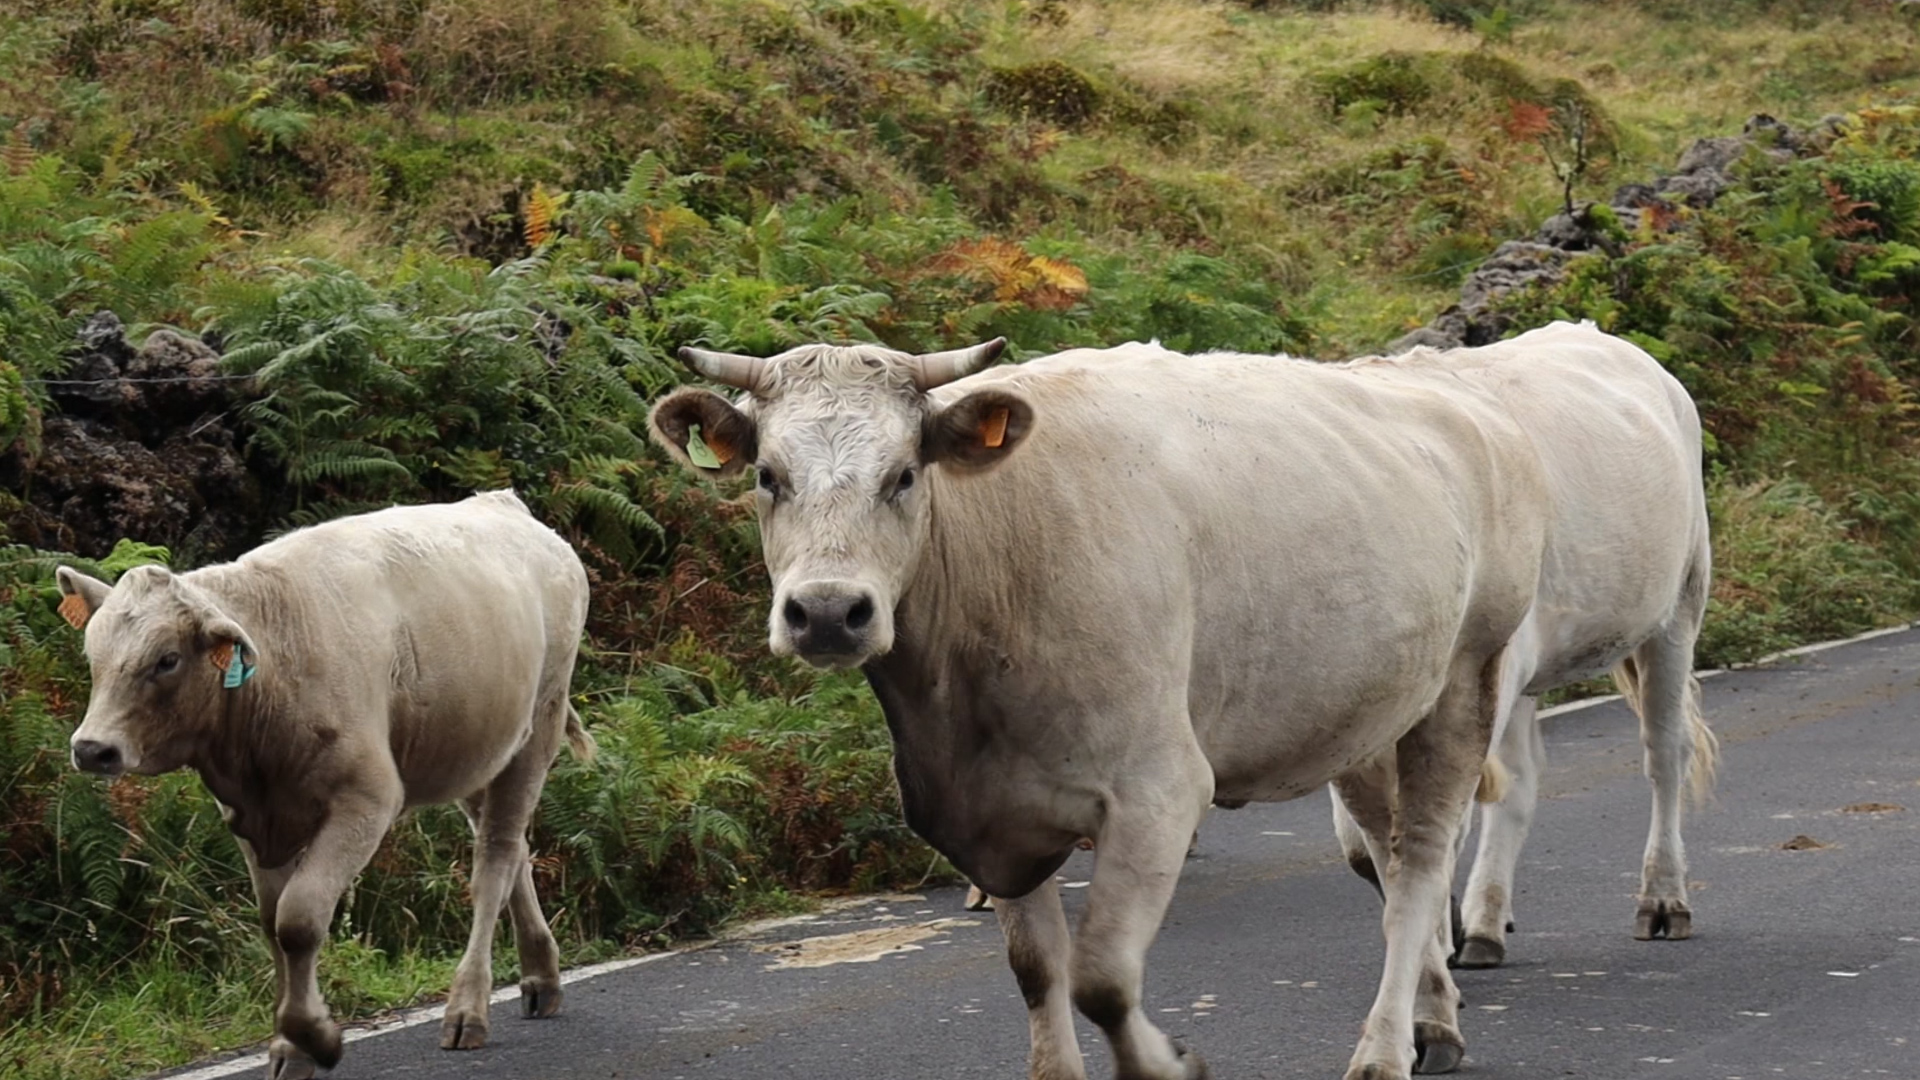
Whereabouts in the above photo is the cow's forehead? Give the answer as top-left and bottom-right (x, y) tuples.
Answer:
(755, 343), (919, 397)
(750, 345), (926, 488)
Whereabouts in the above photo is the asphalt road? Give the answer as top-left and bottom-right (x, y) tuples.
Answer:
(167, 626), (1920, 1080)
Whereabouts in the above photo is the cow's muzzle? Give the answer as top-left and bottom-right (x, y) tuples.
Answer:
(777, 580), (885, 668)
(71, 738), (127, 776)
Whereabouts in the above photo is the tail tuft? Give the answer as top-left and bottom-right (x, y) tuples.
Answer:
(564, 703), (598, 763)
(1475, 755), (1513, 803)
(1610, 656), (1718, 806)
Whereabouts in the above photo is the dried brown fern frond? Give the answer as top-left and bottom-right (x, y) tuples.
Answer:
(4, 123), (33, 176)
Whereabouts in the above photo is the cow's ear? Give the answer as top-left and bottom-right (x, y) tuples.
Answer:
(54, 567), (113, 629)
(201, 614), (261, 684)
(649, 387), (756, 479)
(925, 389), (1034, 473)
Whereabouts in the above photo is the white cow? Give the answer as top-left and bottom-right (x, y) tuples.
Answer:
(651, 331), (1564, 1079)
(1332, 321), (1717, 966)
(57, 491), (592, 1080)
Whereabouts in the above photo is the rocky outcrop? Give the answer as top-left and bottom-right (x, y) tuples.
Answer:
(1, 313), (267, 564)
(1385, 112), (1849, 354)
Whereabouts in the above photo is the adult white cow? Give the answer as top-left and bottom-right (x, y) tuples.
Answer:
(651, 333), (1558, 1080)
(56, 490), (592, 1080)
(1331, 321), (1717, 968)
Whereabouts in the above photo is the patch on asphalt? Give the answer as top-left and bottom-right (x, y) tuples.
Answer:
(753, 918), (980, 969)
(1780, 834), (1830, 850)
(1840, 801), (1905, 814)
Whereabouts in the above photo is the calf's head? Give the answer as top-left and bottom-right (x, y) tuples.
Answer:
(55, 565), (261, 776)
(649, 339), (1031, 668)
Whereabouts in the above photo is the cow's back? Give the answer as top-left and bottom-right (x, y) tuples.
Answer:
(203, 490), (588, 807)
(1375, 322), (1709, 690)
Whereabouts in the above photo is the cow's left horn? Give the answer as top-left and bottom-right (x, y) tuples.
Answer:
(678, 346), (768, 392)
(910, 338), (1007, 392)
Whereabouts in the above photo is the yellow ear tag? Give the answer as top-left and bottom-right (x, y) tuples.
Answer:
(686, 423), (733, 469)
(58, 593), (90, 629)
(979, 407), (1009, 449)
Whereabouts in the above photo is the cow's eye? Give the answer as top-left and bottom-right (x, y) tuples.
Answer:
(756, 465), (779, 496)
(890, 468), (916, 501)
(154, 652), (181, 675)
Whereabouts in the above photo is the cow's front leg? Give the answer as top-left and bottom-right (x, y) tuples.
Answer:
(1344, 661), (1497, 1080)
(238, 841), (293, 1033)
(1072, 776), (1212, 1080)
(268, 786), (398, 1080)
(1458, 695), (1543, 968)
(997, 877), (1086, 1080)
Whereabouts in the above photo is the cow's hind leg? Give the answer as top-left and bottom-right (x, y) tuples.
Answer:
(1457, 695), (1544, 968)
(1621, 620), (1715, 942)
(268, 784), (399, 1080)
(1071, 762), (1213, 1079)
(445, 720), (562, 1049)
(1344, 657), (1500, 1080)
(997, 877), (1087, 1080)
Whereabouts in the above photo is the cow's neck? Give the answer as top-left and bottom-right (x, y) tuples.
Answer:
(181, 566), (331, 870)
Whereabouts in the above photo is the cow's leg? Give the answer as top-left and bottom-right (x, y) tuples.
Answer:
(238, 840), (294, 1074)
(445, 725), (562, 1049)
(1337, 781), (1473, 969)
(1345, 658), (1499, 1080)
(1457, 695), (1543, 968)
(268, 786), (399, 1080)
(1070, 772), (1212, 1080)
(1628, 624), (1712, 941)
(997, 877), (1086, 1080)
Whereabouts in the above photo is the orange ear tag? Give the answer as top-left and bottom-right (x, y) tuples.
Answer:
(58, 593), (91, 629)
(210, 642), (235, 675)
(979, 407), (1009, 449)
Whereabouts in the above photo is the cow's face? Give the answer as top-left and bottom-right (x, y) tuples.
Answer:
(650, 340), (1032, 669)
(55, 565), (261, 776)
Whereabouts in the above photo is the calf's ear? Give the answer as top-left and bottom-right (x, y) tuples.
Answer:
(54, 567), (113, 628)
(648, 387), (757, 479)
(924, 389), (1034, 473)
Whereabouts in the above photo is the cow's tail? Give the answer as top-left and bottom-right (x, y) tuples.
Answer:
(1475, 755), (1512, 804)
(563, 703), (598, 764)
(1610, 654), (1718, 806)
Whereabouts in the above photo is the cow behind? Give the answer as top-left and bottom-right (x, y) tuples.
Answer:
(57, 489), (591, 1080)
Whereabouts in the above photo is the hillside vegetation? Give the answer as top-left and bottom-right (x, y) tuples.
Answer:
(3, 1), (1919, 1076)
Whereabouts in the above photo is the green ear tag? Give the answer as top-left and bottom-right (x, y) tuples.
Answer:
(223, 642), (255, 689)
(685, 423), (723, 470)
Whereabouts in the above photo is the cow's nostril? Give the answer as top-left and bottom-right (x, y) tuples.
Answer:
(73, 739), (121, 774)
(846, 596), (874, 631)
(783, 598), (809, 631)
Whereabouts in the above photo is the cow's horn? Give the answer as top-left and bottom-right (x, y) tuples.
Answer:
(678, 346), (768, 392)
(910, 338), (1007, 392)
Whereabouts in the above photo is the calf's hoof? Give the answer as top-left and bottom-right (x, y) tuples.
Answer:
(1634, 898), (1692, 941)
(521, 976), (564, 1018)
(440, 1007), (490, 1050)
(275, 1013), (342, 1070)
(1455, 935), (1506, 969)
(964, 884), (994, 911)
(1413, 1020), (1465, 1074)
(265, 1037), (319, 1080)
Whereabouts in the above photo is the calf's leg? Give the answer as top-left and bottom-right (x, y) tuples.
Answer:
(444, 723), (563, 1049)
(267, 786), (399, 1080)
(1623, 626), (1713, 941)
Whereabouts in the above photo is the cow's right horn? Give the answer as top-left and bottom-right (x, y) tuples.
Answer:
(910, 338), (1007, 391)
(678, 346), (768, 392)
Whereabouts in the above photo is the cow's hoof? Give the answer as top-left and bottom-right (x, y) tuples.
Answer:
(1455, 935), (1506, 969)
(276, 1014), (341, 1070)
(1634, 898), (1692, 941)
(1344, 1064), (1410, 1080)
(521, 976), (564, 1018)
(265, 1037), (318, 1080)
(1171, 1039), (1211, 1079)
(964, 884), (994, 911)
(1413, 1021), (1465, 1074)
(440, 1008), (490, 1050)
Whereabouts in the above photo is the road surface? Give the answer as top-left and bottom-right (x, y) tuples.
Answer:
(167, 625), (1920, 1080)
